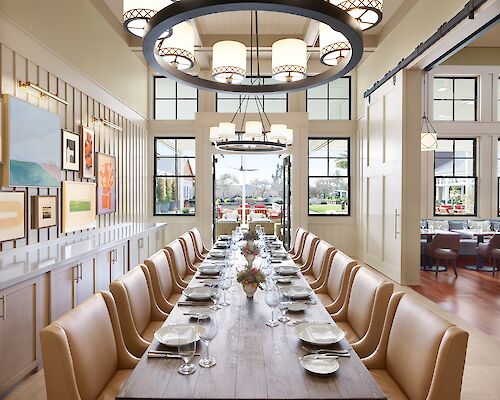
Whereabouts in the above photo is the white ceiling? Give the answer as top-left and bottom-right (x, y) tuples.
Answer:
(468, 23), (500, 47)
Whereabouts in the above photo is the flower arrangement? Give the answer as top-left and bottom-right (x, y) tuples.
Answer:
(242, 241), (260, 258)
(243, 231), (259, 242)
(236, 266), (266, 288)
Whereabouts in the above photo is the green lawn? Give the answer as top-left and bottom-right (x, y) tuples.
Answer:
(309, 204), (348, 214)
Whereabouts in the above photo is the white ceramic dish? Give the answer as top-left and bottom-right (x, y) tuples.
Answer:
(198, 265), (220, 275)
(288, 302), (307, 312)
(293, 322), (346, 345)
(183, 286), (218, 301)
(280, 285), (313, 300)
(275, 265), (300, 276)
(300, 354), (340, 375)
(154, 324), (204, 346)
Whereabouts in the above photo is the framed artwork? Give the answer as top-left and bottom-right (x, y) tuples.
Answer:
(96, 153), (117, 214)
(81, 126), (95, 179)
(62, 181), (96, 233)
(0, 191), (26, 242)
(32, 195), (58, 229)
(62, 130), (80, 171)
(2, 94), (61, 187)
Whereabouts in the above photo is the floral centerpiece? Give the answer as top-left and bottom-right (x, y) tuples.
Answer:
(242, 241), (260, 267)
(242, 231), (259, 244)
(236, 266), (266, 298)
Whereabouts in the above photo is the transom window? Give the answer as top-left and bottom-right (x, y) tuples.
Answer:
(154, 76), (198, 120)
(306, 77), (351, 120)
(433, 77), (478, 121)
(434, 138), (477, 216)
(154, 138), (196, 215)
(308, 138), (350, 216)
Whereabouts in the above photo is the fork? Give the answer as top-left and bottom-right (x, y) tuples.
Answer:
(301, 345), (349, 354)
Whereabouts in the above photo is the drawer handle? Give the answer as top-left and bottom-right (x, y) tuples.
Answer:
(0, 295), (5, 319)
(78, 263), (83, 281)
(139, 238), (144, 249)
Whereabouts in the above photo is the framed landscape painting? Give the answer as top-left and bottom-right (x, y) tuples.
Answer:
(81, 126), (95, 179)
(62, 130), (80, 171)
(0, 191), (26, 242)
(62, 181), (96, 233)
(96, 153), (116, 214)
(32, 195), (58, 229)
(2, 95), (61, 187)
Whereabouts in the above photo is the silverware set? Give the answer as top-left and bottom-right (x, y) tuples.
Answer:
(148, 350), (201, 359)
(301, 345), (351, 357)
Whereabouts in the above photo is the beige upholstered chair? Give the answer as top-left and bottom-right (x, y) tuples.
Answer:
(302, 240), (335, 289)
(165, 239), (195, 288)
(315, 251), (358, 314)
(363, 292), (468, 400)
(179, 231), (203, 270)
(216, 220), (240, 237)
(189, 227), (209, 259)
(290, 228), (308, 261)
(249, 220), (275, 235)
(143, 249), (183, 314)
(331, 266), (393, 358)
(294, 233), (320, 271)
(110, 265), (168, 358)
(40, 291), (138, 400)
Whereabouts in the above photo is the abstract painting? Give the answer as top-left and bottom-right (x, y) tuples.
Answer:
(81, 126), (95, 179)
(32, 195), (58, 229)
(0, 191), (25, 242)
(2, 95), (61, 187)
(62, 181), (96, 233)
(96, 153), (116, 214)
(62, 130), (80, 171)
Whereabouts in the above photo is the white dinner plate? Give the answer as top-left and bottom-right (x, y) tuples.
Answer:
(275, 265), (300, 276)
(198, 265), (220, 275)
(293, 322), (346, 345)
(183, 286), (218, 301)
(280, 285), (313, 299)
(300, 354), (340, 375)
(154, 324), (205, 346)
(288, 302), (307, 312)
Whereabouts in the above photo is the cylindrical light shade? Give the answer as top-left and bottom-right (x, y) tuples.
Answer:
(244, 121), (263, 140)
(209, 126), (220, 143)
(269, 124), (288, 142)
(421, 132), (437, 151)
(212, 41), (247, 84)
(272, 39), (307, 82)
(285, 128), (293, 145)
(157, 22), (195, 70)
(218, 122), (236, 140)
(330, 0), (383, 31)
(123, 0), (172, 38)
(319, 24), (351, 66)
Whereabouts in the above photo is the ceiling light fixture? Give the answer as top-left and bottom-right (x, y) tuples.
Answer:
(271, 39), (308, 82)
(421, 73), (437, 151)
(330, 0), (383, 31)
(123, 0), (174, 38)
(212, 41), (247, 84)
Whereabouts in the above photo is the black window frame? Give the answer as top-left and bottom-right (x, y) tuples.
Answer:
(497, 137), (500, 217)
(433, 138), (477, 217)
(306, 76), (352, 120)
(153, 137), (196, 216)
(308, 137), (351, 217)
(433, 76), (478, 121)
(153, 76), (198, 120)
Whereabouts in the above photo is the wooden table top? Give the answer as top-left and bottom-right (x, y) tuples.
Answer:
(117, 241), (386, 400)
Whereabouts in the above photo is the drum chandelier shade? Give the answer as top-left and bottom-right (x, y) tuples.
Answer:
(212, 41), (247, 84)
(210, 126), (220, 142)
(244, 121), (264, 140)
(157, 22), (195, 70)
(319, 23), (351, 66)
(285, 128), (293, 145)
(218, 122), (236, 139)
(271, 39), (307, 82)
(123, 0), (173, 37)
(330, 0), (383, 31)
(269, 124), (288, 142)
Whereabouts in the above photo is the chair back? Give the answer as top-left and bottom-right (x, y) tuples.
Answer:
(166, 239), (188, 279)
(180, 232), (197, 265)
(292, 228), (307, 255)
(310, 240), (334, 279)
(144, 250), (176, 308)
(430, 233), (460, 251)
(326, 251), (357, 303)
(299, 233), (319, 265)
(190, 227), (205, 256)
(486, 234), (500, 253)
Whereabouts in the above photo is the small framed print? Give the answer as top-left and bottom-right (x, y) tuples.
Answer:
(32, 195), (58, 229)
(81, 126), (95, 179)
(62, 130), (80, 171)
(0, 191), (26, 242)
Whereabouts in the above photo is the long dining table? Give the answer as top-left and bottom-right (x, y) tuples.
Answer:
(117, 236), (386, 400)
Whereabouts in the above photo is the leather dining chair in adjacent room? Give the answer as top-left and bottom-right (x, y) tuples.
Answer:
(315, 250), (358, 314)
(143, 249), (183, 314)
(179, 231), (203, 270)
(189, 227), (209, 260)
(331, 266), (393, 358)
(294, 233), (320, 271)
(289, 228), (308, 261)
(40, 291), (138, 400)
(362, 292), (468, 400)
(110, 265), (168, 358)
(302, 240), (335, 289)
(424, 232), (460, 277)
(477, 234), (500, 276)
(165, 239), (195, 288)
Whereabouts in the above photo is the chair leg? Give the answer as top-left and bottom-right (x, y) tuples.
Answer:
(452, 259), (458, 277)
(435, 258), (439, 277)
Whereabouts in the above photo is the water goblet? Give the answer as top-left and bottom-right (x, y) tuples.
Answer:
(210, 285), (222, 310)
(218, 274), (232, 306)
(278, 291), (291, 323)
(177, 327), (197, 375)
(197, 310), (218, 368)
(264, 286), (280, 327)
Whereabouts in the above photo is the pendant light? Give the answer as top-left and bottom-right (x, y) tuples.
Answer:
(272, 39), (308, 82)
(319, 23), (351, 66)
(157, 22), (195, 70)
(123, 0), (172, 38)
(421, 73), (438, 151)
(330, 0), (383, 31)
(244, 121), (263, 140)
(212, 41), (247, 84)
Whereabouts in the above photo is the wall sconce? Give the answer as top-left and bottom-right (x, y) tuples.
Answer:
(18, 81), (69, 106)
(92, 116), (123, 131)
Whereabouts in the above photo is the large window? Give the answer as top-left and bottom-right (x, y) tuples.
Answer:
(216, 77), (287, 113)
(498, 139), (500, 216)
(306, 77), (351, 120)
(434, 138), (476, 216)
(154, 77), (198, 120)
(154, 138), (196, 215)
(497, 77), (500, 121)
(433, 77), (478, 121)
(308, 138), (350, 216)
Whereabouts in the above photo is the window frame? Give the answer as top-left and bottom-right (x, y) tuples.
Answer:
(153, 76), (198, 120)
(308, 137), (351, 217)
(153, 136), (196, 216)
(497, 137), (500, 217)
(433, 138), (477, 217)
(306, 76), (352, 120)
(433, 76), (478, 121)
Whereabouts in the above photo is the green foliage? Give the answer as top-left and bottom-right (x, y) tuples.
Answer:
(156, 179), (166, 203)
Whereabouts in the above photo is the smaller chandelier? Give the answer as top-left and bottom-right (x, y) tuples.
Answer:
(319, 24), (351, 66)
(331, 0), (383, 31)
(212, 41), (247, 84)
(157, 22), (195, 70)
(123, 0), (173, 38)
(272, 39), (308, 82)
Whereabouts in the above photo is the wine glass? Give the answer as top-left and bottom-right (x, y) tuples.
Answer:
(264, 286), (280, 327)
(278, 291), (291, 323)
(218, 273), (232, 306)
(210, 285), (222, 310)
(177, 327), (197, 375)
(197, 310), (218, 368)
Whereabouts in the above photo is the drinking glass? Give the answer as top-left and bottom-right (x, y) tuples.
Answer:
(197, 310), (218, 368)
(278, 291), (291, 323)
(219, 274), (232, 306)
(264, 286), (280, 327)
(210, 285), (222, 310)
(177, 328), (197, 375)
